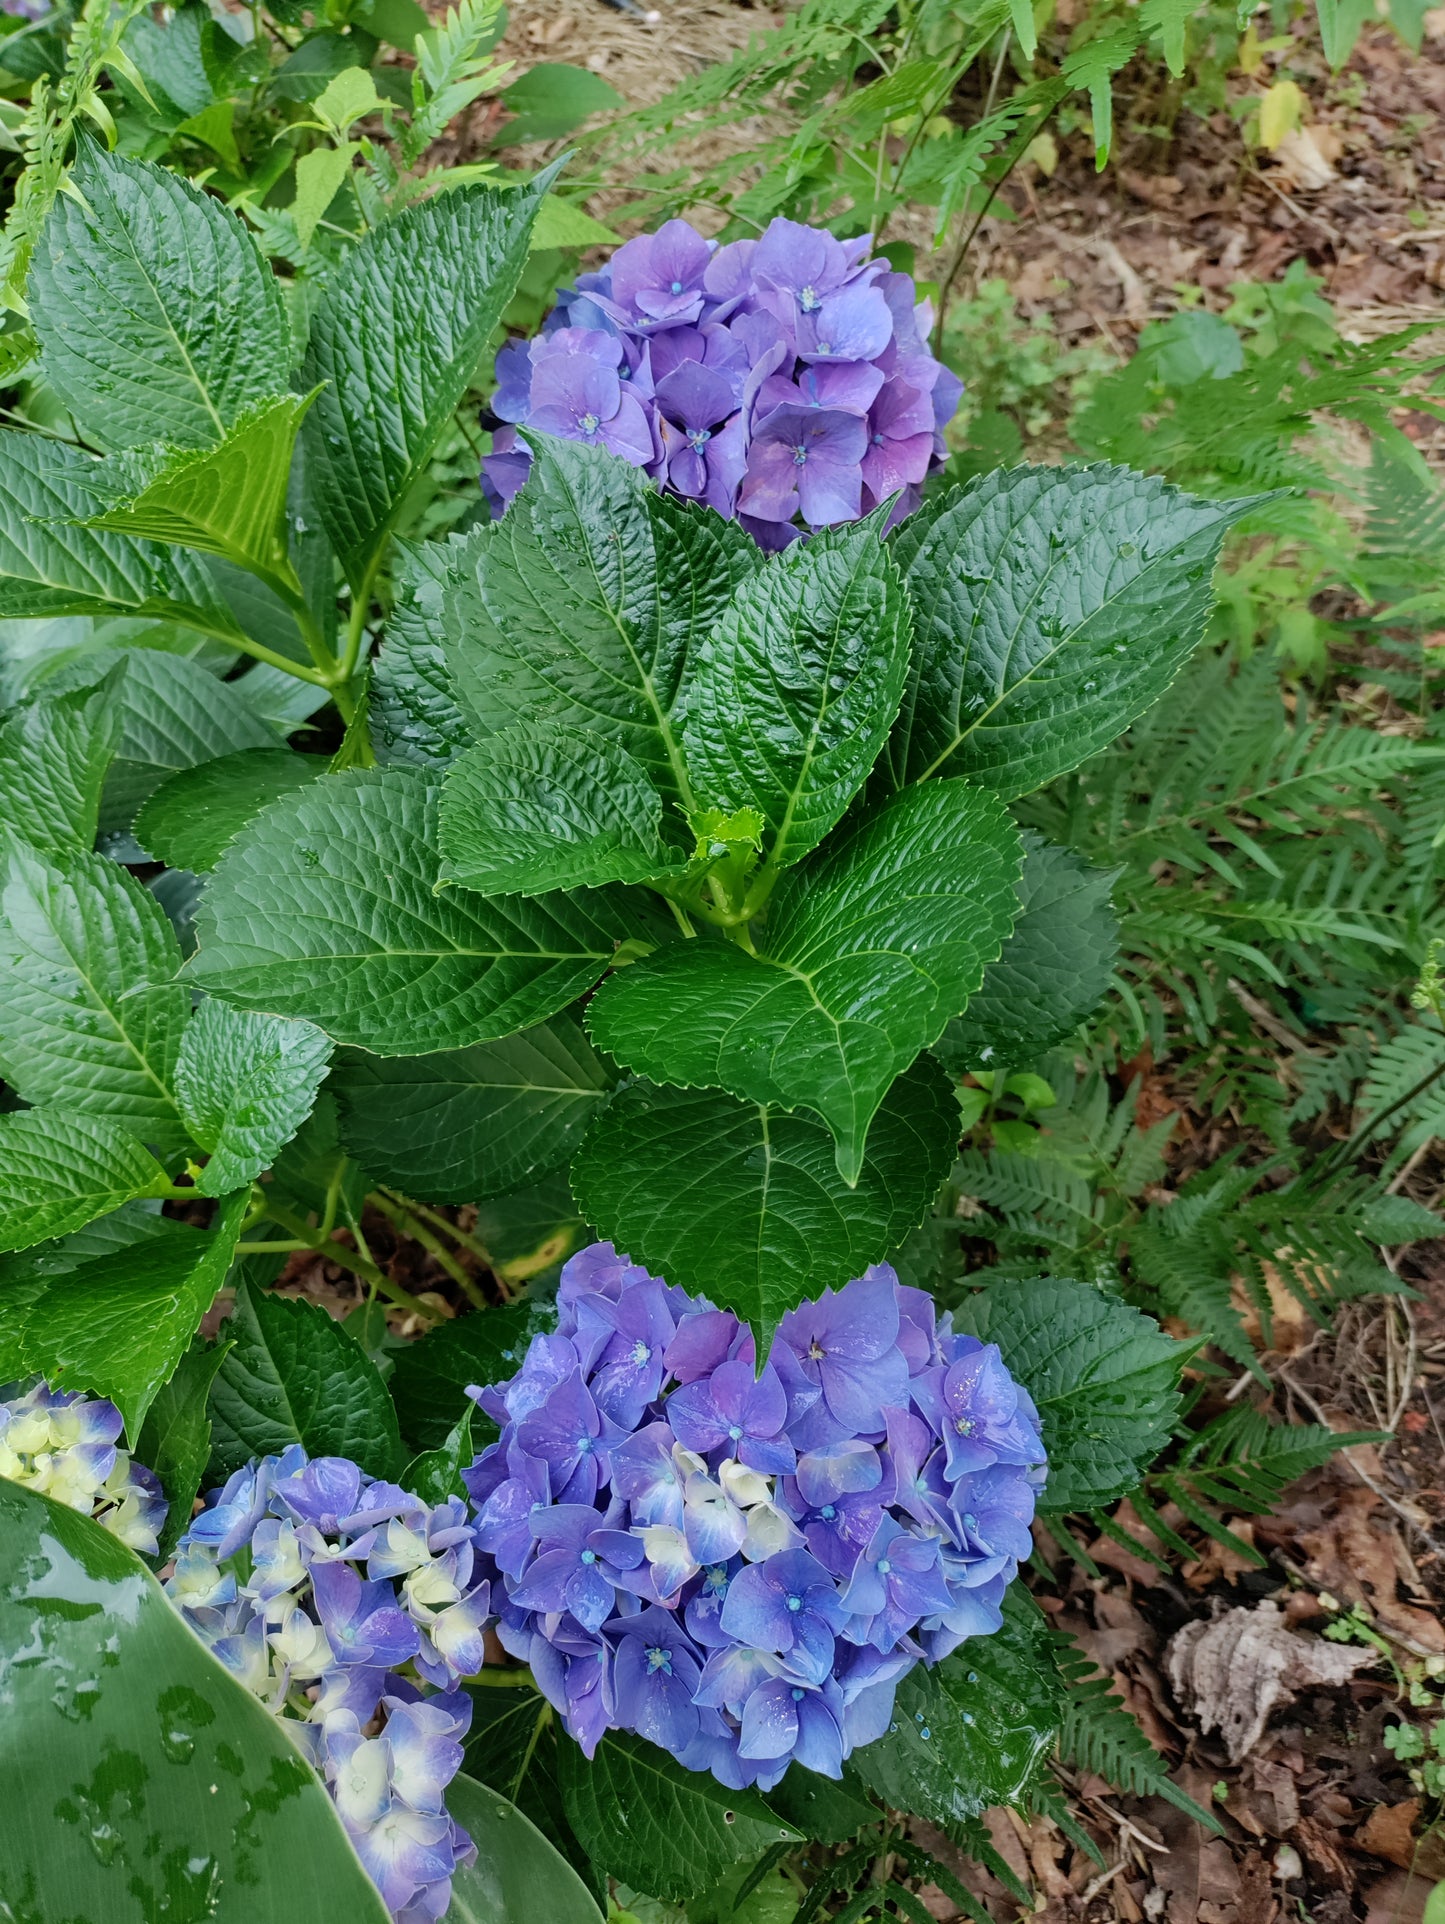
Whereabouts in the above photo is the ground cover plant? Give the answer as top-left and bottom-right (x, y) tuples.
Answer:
(2, 1), (1445, 1921)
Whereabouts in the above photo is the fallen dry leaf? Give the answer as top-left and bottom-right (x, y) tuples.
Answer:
(1269, 125), (1339, 190)
(1164, 1602), (1376, 1761)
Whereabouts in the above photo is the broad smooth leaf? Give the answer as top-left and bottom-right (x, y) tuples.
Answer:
(207, 1277), (404, 1480)
(888, 463), (1257, 796)
(0, 1481), (392, 1924)
(1, 1194), (247, 1438)
(72, 393), (315, 578)
(850, 1586), (1062, 1823)
(932, 832), (1119, 1073)
(570, 1059), (960, 1346)
(331, 1016), (610, 1203)
(0, 675), (119, 852)
(0, 1110), (170, 1252)
(137, 1335), (234, 1560)
(443, 1771), (602, 1923)
(134, 746), (325, 871)
(438, 725), (676, 894)
(0, 428), (244, 633)
(556, 1730), (801, 1904)
(372, 537), (474, 767)
(588, 781), (1022, 1183)
(682, 520), (911, 872)
(190, 768), (659, 1053)
(31, 142), (290, 452)
(954, 1278), (1184, 1512)
(0, 832), (190, 1147)
(446, 440), (759, 817)
(302, 171), (556, 592)
(461, 1683), (599, 1901)
(389, 1298), (559, 1453)
(176, 999), (334, 1196)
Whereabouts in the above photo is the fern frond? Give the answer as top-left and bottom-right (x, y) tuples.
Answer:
(1053, 1632), (1222, 1832)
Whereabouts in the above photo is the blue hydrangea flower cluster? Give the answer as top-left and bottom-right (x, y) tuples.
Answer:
(167, 1446), (489, 1924)
(484, 217), (963, 549)
(466, 1245), (1045, 1791)
(0, 1382), (168, 1555)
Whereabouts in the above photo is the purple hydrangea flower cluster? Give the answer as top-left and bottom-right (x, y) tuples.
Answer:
(484, 217), (963, 548)
(167, 1446), (488, 1924)
(0, 1382), (168, 1555)
(466, 1244), (1045, 1791)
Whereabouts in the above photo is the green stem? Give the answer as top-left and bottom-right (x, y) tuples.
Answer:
(369, 1191), (488, 1310)
(236, 1239), (311, 1254)
(251, 563), (340, 680)
(469, 1666), (539, 1691)
(263, 1201), (443, 1321)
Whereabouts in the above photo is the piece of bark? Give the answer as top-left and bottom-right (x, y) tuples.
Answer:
(1164, 1602), (1375, 1762)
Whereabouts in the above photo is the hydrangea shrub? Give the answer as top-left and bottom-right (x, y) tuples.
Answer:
(485, 217), (961, 546)
(469, 1244), (1043, 1788)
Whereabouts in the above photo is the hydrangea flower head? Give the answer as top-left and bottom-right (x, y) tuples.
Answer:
(465, 1244), (1045, 1791)
(483, 216), (961, 548)
(167, 1445), (484, 1923)
(0, 1381), (167, 1555)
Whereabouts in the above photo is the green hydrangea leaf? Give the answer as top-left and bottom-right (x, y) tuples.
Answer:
(445, 439), (759, 818)
(302, 171), (556, 592)
(175, 1000), (334, 1197)
(682, 519), (910, 873)
(0, 429), (246, 636)
(66, 394), (315, 579)
(133, 747), (325, 872)
(850, 1587), (1062, 1822)
(189, 767), (664, 1053)
(445, 1771), (603, 1923)
(0, 1481), (392, 1924)
(2, 1193), (247, 1439)
(438, 724), (681, 895)
(331, 1016), (611, 1205)
(0, 1110), (171, 1253)
(0, 834), (190, 1148)
(206, 1277), (404, 1481)
(557, 1731), (801, 1905)
(888, 464), (1260, 796)
(390, 1299), (559, 1453)
(933, 832), (1119, 1073)
(570, 1058), (960, 1348)
(0, 674), (120, 854)
(370, 537), (474, 768)
(588, 781), (1022, 1184)
(31, 142), (290, 453)
(136, 1335), (234, 1561)
(954, 1277), (1184, 1511)
(764, 1766), (878, 1844)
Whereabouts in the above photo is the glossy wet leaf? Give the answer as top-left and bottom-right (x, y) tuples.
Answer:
(190, 768), (660, 1053)
(446, 439), (758, 817)
(955, 1278), (1184, 1511)
(303, 171), (555, 591)
(557, 1730), (801, 1904)
(588, 781), (1021, 1183)
(888, 464), (1258, 796)
(175, 1000), (334, 1197)
(932, 832), (1119, 1073)
(0, 1193), (246, 1439)
(461, 1683), (599, 1902)
(438, 725), (677, 895)
(682, 520), (910, 872)
(31, 142), (290, 452)
(331, 1017), (611, 1203)
(0, 1479), (391, 1924)
(850, 1587), (1062, 1823)
(390, 1298), (558, 1452)
(0, 675), (119, 854)
(764, 1765), (878, 1844)
(207, 1277), (404, 1481)
(0, 832), (190, 1148)
(134, 747), (325, 872)
(0, 1110), (171, 1253)
(443, 1770), (602, 1922)
(570, 1058), (959, 1347)
(0, 428), (242, 633)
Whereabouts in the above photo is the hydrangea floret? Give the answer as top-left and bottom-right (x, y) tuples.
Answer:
(466, 1244), (1045, 1790)
(0, 1382), (168, 1555)
(167, 1446), (489, 1924)
(484, 216), (963, 548)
